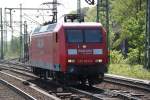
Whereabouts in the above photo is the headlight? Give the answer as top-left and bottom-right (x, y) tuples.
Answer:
(95, 59), (102, 63)
(68, 49), (77, 55)
(68, 59), (75, 63)
(93, 49), (103, 55)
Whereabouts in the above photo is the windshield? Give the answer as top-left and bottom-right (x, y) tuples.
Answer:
(65, 29), (102, 43)
(66, 30), (83, 43)
(85, 29), (102, 42)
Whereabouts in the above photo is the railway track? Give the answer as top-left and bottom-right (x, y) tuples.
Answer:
(0, 62), (61, 100)
(0, 60), (150, 100)
(104, 74), (150, 92)
(0, 79), (36, 100)
(3, 60), (150, 90)
(0, 64), (100, 99)
(0, 71), (61, 100)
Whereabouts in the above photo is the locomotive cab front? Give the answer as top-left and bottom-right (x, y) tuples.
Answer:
(64, 23), (108, 85)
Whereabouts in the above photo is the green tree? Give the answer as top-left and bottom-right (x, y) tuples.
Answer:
(111, 0), (146, 64)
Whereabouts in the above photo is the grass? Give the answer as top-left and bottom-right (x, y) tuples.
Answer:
(108, 64), (150, 80)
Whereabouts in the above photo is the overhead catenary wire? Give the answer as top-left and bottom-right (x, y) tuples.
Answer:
(23, 13), (42, 25)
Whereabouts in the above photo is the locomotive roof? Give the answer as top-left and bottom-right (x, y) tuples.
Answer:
(63, 22), (102, 27)
(33, 23), (58, 34)
(32, 22), (102, 34)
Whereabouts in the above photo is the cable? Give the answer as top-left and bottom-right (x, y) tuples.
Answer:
(23, 13), (42, 25)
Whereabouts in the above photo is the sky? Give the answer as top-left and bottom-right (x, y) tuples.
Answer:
(0, 0), (95, 41)
(0, 0), (93, 13)
(0, 0), (94, 22)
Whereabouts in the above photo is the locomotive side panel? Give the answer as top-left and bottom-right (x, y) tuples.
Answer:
(30, 33), (55, 70)
(29, 24), (66, 72)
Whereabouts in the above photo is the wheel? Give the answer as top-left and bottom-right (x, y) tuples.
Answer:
(81, 78), (86, 85)
(44, 70), (48, 80)
(32, 67), (39, 75)
(51, 72), (56, 80)
(88, 78), (94, 87)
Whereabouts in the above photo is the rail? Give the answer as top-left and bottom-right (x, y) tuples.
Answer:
(104, 74), (150, 92)
(0, 79), (36, 100)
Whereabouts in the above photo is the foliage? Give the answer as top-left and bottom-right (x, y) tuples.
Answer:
(126, 48), (139, 65)
(85, 7), (97, 22)
(110, 50), (126, 64)
(110, 0), (146, 64)
(126, 48), (145, 65)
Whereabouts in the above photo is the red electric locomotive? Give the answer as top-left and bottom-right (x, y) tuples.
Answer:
(29, 22), (109, 85)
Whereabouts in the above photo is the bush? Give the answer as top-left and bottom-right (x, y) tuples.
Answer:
(126, 48), (139, 64)
(110, 50), (126, 64)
